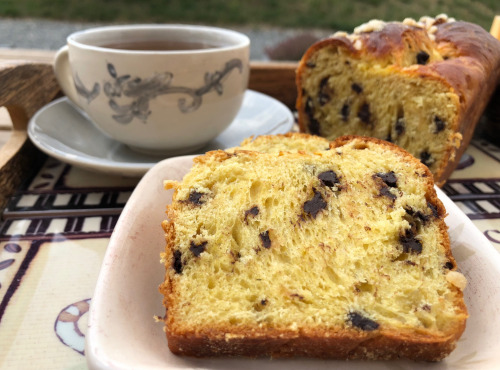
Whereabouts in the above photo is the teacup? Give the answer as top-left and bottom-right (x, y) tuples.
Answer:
(54, 24), (250, 155)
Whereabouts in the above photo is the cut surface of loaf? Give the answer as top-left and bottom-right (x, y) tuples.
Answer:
(296, 15), (500, 186)
(160, 135), (467, 361)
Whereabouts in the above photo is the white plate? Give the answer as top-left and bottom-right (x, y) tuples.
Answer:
(86, 156), (500, 370)
(27, 90), (294, 177)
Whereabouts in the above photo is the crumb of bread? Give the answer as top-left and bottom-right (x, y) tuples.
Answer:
(446, 271), (467, 291)
(160, 135), (468, 361)
(164, 180), (178, 190)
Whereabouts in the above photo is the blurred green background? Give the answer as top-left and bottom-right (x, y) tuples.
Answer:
(0, 0), (498, 32)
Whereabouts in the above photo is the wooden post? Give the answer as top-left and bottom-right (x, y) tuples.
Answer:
(0, 61), (61, 211)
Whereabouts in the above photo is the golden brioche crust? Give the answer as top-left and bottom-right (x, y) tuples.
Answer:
(164, 322), (465, 360)
(160, 135), (467, 361)
(232, 132), (330, 153)
(296, 17), (500, 186)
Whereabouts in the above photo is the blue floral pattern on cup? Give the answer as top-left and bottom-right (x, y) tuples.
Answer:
(73, 58), (243, 124)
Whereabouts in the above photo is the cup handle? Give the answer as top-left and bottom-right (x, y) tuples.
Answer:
(53, 45), (84, 110)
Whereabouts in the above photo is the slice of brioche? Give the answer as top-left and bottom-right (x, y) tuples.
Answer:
(160, 135), (467, 361)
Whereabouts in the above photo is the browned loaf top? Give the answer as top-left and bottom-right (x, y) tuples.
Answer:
(296, 15), (500, 186)
(160, 135), (467, 361)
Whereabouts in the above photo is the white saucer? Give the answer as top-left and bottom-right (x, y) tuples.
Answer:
(27, 90), (294, 177)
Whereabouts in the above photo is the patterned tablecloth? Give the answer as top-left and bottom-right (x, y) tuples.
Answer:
(1, 138), (500, 368)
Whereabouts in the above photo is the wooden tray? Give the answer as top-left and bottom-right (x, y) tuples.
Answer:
(0, 60), (60, 210)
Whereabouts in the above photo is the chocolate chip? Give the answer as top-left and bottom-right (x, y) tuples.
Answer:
(259, 231), (272, 249)
(416, 51), (430, 65)
(303, 190), (327, 218)
(261, 299), (268, 305)
(374, 172), (397, 200)
(318, 170), (340, 189)
(230, 250), (241, 262)
(318, 94), (329, 106)
(318, 96), (329, 106)
(395, 117), (405, 136)
(403, 216), (418, 235)
(244, 206), (259, 222)
(309, 118), (320, 135)
(404, 206), (434, 235)
(434, 116), (446, 133)
(415, 211), (429, 222)
(188, 191), (205, 205)
(375, 171), (397, 187)
(319, 77), (328, 90)
(400, 230), (423, 254)
(341, 103), (350, 122)
(420, 151), (433, 167)
(405, 207), (430, 224)
(305, 97), (314, 113)
(189, 241), (207, 257)
(357, 103), (371, 124)
(347, 311), (379, 331)
(380, 186), (397, 200)
(318, 77), (332, 106)
(173, 250), (183, 274)
(444, 261), (455, 269)
(351, 83), (363, 93)
(427, 202), (440, 218)
(305, 97), (321, 135)
(422, 304), (431, 311)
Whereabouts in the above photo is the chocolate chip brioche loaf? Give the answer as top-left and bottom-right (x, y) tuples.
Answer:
(296, 15), (500, 186)
(160, 135), (467, 361)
